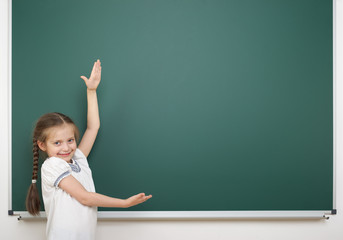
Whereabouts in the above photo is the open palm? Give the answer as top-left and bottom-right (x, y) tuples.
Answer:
(81, 59), (102, 90)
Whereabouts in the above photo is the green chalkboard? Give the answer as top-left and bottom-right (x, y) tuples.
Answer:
(12, 0), (333, 213)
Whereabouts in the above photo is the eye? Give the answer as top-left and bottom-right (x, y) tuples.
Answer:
(54, 141), (61, 146)
(68, 138), (75, 143)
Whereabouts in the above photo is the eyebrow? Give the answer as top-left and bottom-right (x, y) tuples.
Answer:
(49, 136), (75, 142)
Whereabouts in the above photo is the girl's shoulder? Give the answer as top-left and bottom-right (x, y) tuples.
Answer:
(73, 148), (87, 161)
(41, 157), (72, 187)
(73, 148), (89, 166)
(42, 156), (70, 170)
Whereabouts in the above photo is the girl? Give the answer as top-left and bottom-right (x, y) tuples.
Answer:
(25, 59), (152, 240)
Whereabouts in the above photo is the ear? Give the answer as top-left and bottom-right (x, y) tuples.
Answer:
(37, 140), (47, 152)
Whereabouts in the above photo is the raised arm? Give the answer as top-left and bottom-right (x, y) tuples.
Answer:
(78, 60), (102, 157)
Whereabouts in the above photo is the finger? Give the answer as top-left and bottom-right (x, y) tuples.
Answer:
(93, 61), (100, 74)
(80, 76), (88, 83)
(142, 195), (152, 202)
(89, 63), (97, 78)
(141, 194), (151, 199)
(91, 61), (97, 71)
(96, 60), (101, 73)
(139, 193), (145, 198)
(146, 195), (152, 200)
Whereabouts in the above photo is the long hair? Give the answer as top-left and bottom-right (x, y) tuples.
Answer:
(25, 112), (79, 215)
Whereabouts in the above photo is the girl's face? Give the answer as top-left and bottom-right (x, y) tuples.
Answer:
(38, 124), (77, 163)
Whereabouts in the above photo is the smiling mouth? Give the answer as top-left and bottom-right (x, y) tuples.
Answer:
(58, 152), (72, 157)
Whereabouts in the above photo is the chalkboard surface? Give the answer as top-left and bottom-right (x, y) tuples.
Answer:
(12, 0), (333, 213)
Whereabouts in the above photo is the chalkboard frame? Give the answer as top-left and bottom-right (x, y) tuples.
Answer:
(8, 0), (337, 219)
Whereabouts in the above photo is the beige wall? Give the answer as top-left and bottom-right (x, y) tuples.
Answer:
(1, 0), (343, 239)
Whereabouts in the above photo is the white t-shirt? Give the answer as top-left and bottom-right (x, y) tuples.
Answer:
(41, 149), (97, 240)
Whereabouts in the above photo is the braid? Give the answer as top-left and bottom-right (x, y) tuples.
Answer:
(32, 140), (39, 181)
(25, 139), (41, 215)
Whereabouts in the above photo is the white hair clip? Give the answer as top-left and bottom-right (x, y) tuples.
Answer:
(32, 179), (37, 184)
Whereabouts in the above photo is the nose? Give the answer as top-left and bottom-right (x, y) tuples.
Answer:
(61, 142), (70, 151)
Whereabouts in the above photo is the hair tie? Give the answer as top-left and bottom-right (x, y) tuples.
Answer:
(32, 179), (37, 184)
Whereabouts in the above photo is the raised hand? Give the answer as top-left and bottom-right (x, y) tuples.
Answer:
(81, 59), (102, 90)
(78, 59), (101, 157)
(126, 193), (152, 208)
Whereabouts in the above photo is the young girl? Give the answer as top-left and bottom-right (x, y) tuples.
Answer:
(25, 59), (152, 240)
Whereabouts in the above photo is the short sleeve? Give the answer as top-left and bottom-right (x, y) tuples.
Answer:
(72, 148), (89, 167)
(41, 157), (72, 188)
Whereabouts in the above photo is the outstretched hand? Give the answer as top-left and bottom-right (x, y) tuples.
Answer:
(81, 59), (102, 90)
(126, 193), (152, 208)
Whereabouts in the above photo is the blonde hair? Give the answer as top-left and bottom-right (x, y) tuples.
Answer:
(25, 112), (79, 215)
